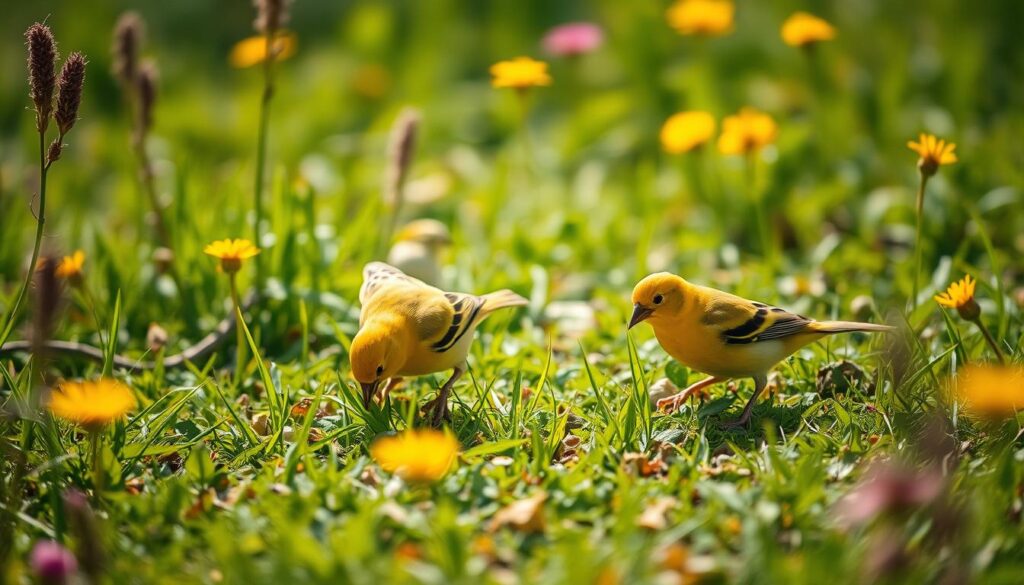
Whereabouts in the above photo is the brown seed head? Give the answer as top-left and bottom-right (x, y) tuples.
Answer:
(135, 61), (158, 142)
(47, 139), (63, 164)
(384, 108), (420, 205)
(26, 23), (58, 133)
(254, 0), (293, 34)
(112, 12), (144, 86)
(55, 52), (87, 136)
(146, 322), (169, 353)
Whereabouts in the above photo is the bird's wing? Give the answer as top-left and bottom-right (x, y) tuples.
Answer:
(701, 292), (814, 345)
(360, 261), (429, 304)
(423, 292), (488, 353)
(417, 289), (527, 352)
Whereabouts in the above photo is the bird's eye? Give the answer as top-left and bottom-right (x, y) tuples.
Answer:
(653, 294), (664, 305)
(376, 365), (384, 376)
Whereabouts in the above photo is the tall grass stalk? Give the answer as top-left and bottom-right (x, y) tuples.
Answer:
(252, 31), (277, 290)
(0, 133), (50, 350)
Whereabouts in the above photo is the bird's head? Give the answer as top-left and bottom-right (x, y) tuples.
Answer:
(629, 272), (688, 329)
(396, 219), (452, 251)
(350, 323), (407, 407)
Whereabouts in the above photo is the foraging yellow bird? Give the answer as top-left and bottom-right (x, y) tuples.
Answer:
(351, 262), (528, 424)
(629, 273), (892, 427)
(386, 219), (452, 287)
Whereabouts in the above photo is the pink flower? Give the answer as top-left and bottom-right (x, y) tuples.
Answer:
(835, 461), (944, 526)
(30, 541), (78, 585)
(542, 22), (604, 57)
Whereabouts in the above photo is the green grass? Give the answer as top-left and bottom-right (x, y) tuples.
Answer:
(2, 0), (1024, 583)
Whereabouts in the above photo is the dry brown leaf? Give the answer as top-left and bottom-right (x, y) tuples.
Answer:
(637, 497), (677, 531)
(623, 452), (666, 477)
(251, 412), (270, 436)
(489, 491), (547, 534)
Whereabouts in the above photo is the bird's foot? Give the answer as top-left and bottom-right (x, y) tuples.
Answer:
(421, 396), (451, 427)
(720, 412), (752, 430)
(690, 387), (712, 401)
(656, 391), (696, 414)
(379, 377), (404, 404)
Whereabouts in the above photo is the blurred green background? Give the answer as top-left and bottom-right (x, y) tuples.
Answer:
(2, 0), (1022, 393)
(3, 2), (1024, 583)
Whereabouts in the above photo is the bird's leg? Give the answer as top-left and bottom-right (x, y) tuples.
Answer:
(656, 376), (723, 413)
(423, 366), (463, 426)
(379, 377), (404, 404)
(721, 374), (768, 429)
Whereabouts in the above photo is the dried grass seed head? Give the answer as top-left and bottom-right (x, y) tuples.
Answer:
(112, 11), (144, 86)
(135, 61), (158, 139)
(384, 108), (420, 204)
(55, 52), (87, 136)
(26, 23), (58, 133)
(254, 0), (293, 34)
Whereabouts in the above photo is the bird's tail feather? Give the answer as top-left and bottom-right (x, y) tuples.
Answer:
(813, 320), (895, 334)
(479, 290), (529, 315)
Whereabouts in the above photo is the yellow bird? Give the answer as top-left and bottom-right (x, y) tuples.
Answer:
(351, 262), (528, 424)
(629, 273), (892, 427)
(386, 219), (452, 287)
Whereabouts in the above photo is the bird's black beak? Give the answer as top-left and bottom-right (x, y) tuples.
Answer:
(629, 304), (654, 329)
(360, 380), (380, 408)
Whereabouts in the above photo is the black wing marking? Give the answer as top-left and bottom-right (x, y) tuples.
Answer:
(722, 304), (814, 345)
(430, 293), (484, 353)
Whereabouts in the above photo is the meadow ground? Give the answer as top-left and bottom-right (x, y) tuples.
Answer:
(1, 1), (1023, 583)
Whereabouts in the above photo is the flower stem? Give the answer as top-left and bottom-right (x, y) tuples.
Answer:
(516, 88), (534, 176)
(134, 139), (173, 253)
(229, 273), (246, 385)
(911, 174), (929, 310)
(972, 317), (1006, 365)
(253, 30), (277, 292)
(0, 132), (50, 350)
(90, 429), (103, 501)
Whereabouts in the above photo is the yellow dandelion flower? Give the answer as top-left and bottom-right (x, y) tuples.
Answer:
(229, 33), (297, 69)
(370, 429), (459, 482)
(49, 379), (136, 430)
(717, 107), (777, 155)
(54, 250), (86, 281)
(781, 12), (836, 47)
(935, 275), (980, 320)
(490, 57), (552, 90)
(204, 239), (260, 274)
(660, 111), (716, 154)
(666, 0), (735, 37)
(954, 364), (1024, 420)
(907, 133), (957, 178)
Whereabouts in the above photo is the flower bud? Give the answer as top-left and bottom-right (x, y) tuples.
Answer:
(956, 297), (981, 322)
(917, 156), (938, 179)
(30, 541), (78, 585)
